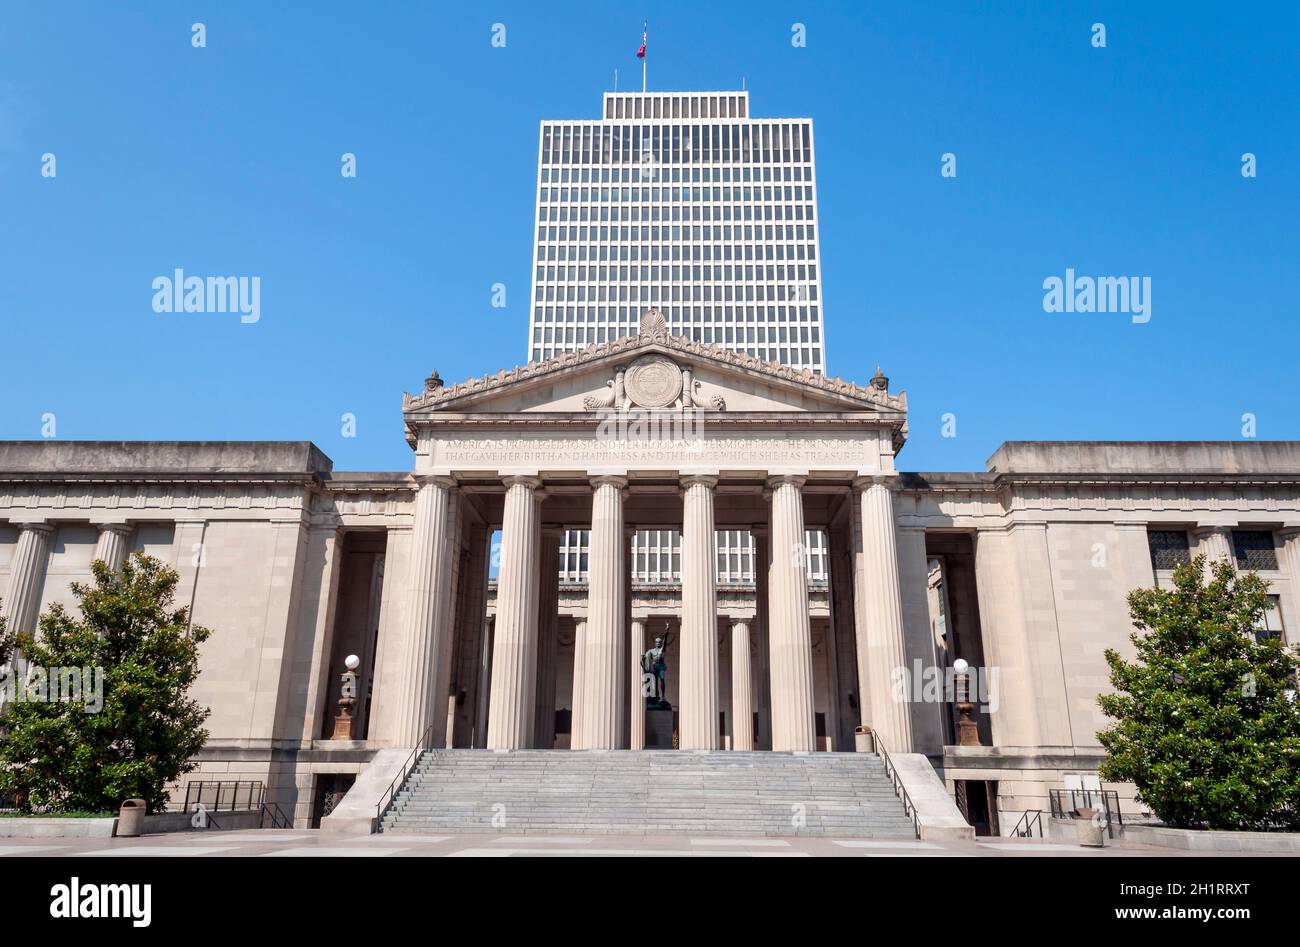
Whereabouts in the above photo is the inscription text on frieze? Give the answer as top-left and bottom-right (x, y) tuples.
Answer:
(433, 434), (874, 469)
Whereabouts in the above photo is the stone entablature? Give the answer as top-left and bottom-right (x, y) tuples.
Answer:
(425, 433), (889, 477)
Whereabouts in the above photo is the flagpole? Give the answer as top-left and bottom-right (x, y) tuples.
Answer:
(642, 19), (647, 92)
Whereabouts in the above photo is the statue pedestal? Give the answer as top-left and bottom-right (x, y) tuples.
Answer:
(645, 708), (674, 749)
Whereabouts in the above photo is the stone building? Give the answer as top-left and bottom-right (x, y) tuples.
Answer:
(3, 88), (1296, 833)
(0, 313), (1295, 830)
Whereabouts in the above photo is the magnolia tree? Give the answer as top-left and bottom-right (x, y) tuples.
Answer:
(1098, 555), (1300, 830)
(0, 554), (211, 813)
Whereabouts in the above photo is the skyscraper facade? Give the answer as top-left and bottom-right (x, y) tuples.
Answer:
(528, 91), (826, 374)
(526, 90), (830, 586)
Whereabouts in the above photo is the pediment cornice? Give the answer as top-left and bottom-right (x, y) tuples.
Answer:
(403, 316), (906, 416)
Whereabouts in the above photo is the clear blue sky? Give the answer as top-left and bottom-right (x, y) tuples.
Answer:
(2, 2), (1296, 473)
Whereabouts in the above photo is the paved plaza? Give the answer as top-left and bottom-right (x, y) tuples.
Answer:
(0, 829), (1260, 858)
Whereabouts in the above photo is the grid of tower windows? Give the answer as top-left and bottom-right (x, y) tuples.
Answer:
(553, 528), (829, 586)
(528, 92), (825, 373)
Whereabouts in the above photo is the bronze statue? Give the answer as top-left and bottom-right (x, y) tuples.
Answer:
(641, 623), (672, 709)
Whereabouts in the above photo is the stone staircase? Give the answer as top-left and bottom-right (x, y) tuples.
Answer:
(380, 749), (918, 837)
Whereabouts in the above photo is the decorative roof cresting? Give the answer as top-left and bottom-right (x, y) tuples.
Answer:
(403, 310), (905, 413)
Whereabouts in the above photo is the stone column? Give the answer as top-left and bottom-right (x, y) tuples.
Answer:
(171, 519), (207, 631)
(434, 493), (464, 745)
(393, 477), (458, 747)
(578, 475), (627, 750)
(534, 527), (562, 749)
(93, 523), (133, 572)
(521, 490), (544, 748)
(571, 619), (587, 747)
(679, 475), (720, 750)
(621, 524), (634, 747)
(1280, 527), (1300, 637)
(767, 477), (816, 752)
(475, 616), (493, 748)
(853, 476), (913, 754)
(896, 524), (944, 756)
(451, 522), (491, 748)
(753, 526), (773, 750)
(1194, 525), (1235, 572)
(630, 618), (647, 750)
(3, 523), (54, 635)
(730, 620), (754, 751)
(828, 523), (860, 750)
(487, 476), (542, 750)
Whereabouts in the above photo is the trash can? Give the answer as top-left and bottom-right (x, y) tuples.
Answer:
(117, 798), (147, 838)
(854, 726), (875, 753)
(1074, 807), (1106, 848)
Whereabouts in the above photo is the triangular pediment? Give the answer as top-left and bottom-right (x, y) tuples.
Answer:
(404, 322), (906, 418)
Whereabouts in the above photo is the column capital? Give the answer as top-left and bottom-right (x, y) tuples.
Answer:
(766, 474), (807, 490)
(412, 474), (459, 490)
(502, 475), (543, 491)
(1192, 523), (1234, 538)
(1277, 525), (1300, 542)
(12, 521), (53, 535)
(679, 473), (718, 490)
(93, 522), (134, 536)
(851, 474), (897, 493)
(590, 474), (629, 490)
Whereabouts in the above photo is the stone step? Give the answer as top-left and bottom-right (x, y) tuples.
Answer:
(381, 749), (917, 839)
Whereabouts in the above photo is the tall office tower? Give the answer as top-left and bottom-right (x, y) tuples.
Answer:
(528, 91), (826, 374)
(527, 90), (829, 587)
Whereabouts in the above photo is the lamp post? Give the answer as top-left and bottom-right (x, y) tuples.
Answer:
(952, 658), (981, 747)
(332, 654), (361, 740)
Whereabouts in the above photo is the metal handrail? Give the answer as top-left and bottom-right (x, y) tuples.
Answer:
(374, 723), (439, 832)
(871, 731), (920, 839)
(260, 801), (293, 829)
(183, 779), (264, 812)
(1049, 789), (1123, 838)
(1009, 809), (1043, 837)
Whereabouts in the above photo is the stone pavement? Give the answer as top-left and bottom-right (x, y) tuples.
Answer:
(0, 830), (1262, 857)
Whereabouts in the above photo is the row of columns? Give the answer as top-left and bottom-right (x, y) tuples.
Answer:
(394, 471), (917, 754)
(2, 522), (134, 637)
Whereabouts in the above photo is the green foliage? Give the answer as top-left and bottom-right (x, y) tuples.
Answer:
(0, 554), (211, 813)
(1098, 555), (1300, 830)
(0, 607), (11, 667)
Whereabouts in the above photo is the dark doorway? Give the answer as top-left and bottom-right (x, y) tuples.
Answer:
(955, 779), (999, 836)
(310, 773), (357, 828)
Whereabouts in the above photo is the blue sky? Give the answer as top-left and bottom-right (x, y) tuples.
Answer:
(1, 2), (1296, 473)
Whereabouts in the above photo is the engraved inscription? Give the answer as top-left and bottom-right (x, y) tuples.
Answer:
(433, 435), (872, 469)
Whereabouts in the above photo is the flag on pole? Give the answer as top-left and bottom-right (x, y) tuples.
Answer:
(636, 21), (647, 59)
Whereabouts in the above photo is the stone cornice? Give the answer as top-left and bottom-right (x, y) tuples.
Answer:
(897, 471), (1300, 496)
(0, 473), (320, 487)
(413, 412), (899, 429)
(403, 325), (907, 415)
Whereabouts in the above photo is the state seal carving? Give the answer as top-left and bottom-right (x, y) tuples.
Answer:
(624, 354), (683, 409)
